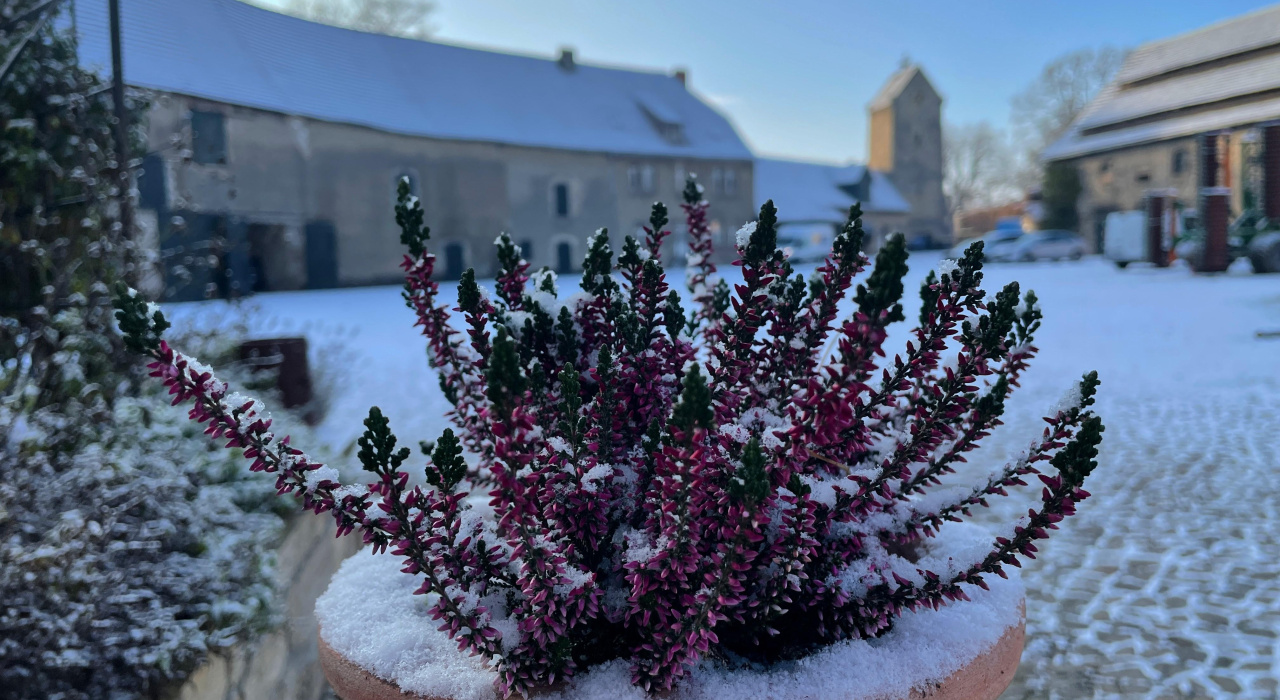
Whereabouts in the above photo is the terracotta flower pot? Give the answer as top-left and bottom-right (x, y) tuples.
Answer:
(320, 616), (1024, 700)
(315, 539), (1027, 700)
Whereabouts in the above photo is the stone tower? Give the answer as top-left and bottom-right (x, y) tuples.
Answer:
(867, 64), (950, 245)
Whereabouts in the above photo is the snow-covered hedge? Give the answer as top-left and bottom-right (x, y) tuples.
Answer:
(0, 304), (301, 699)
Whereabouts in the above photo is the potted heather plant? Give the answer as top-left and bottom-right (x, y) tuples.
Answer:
(114, 176), (1104, 700)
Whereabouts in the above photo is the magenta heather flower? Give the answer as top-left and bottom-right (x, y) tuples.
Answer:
(115, 174), (1104, 698)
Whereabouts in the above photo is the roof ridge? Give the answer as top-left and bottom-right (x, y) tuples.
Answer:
(1135, 2), (1280, 55)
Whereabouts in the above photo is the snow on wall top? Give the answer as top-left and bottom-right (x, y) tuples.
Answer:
(1044, 4), (1280, 161)
(755, 157), (910, 223)
(70, 0), (753, 161)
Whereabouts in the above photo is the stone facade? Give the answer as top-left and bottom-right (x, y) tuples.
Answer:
(139, 94), (754, 301)
(867, 67), (950, 245)
(169, 512), (361, 700)
(1068, 137), (1201, 253)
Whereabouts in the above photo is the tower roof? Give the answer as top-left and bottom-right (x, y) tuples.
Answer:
(868, 64), (938, 111)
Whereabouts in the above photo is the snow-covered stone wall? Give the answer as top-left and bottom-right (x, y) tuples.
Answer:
(171, 513), (360, 700)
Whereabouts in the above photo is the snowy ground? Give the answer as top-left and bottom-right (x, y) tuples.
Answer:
(168, 255), (1280, 699)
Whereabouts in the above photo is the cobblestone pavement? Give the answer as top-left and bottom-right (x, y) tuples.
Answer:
(962, 386), (1280, 700)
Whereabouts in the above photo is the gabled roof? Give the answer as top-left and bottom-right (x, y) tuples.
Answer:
(754, 157), (910, 223)
(1044, 4), (1280, 161)
(69, 0), (752, 160)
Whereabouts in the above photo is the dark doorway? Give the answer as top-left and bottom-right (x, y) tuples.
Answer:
(444, 242), (466, 279)
(305, 221), (339, 289)
(556, 241), (573, 273)
(247, 223), (285, 292)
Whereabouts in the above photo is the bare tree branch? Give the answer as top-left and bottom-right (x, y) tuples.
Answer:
(943, 121), (1019, 215)
(280, 0), (436, 40)
(1010, 46), (1127, 179)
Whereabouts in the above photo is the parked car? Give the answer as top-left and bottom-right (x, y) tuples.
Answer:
(997, 230), (1085, 262)
(776, 223), (833, 264)
(948, 229), (1023, 261)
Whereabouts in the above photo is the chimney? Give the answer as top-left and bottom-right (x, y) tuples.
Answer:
(558, 47), (576, 72)
(674, 68), (688, 87)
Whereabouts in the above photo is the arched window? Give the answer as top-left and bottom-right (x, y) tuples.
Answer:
(443, 242), (465, 279)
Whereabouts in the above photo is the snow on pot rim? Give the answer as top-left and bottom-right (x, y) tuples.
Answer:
(315, 522), (1025, 700)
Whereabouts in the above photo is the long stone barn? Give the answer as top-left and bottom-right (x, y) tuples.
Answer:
(71, 0), (757, 300)
(1043, 4), (1280, 253)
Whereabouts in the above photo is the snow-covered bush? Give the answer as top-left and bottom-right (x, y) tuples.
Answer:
(0, 4), (291, 697)
(115, 177), (1105, 698)
(0, 343), (286, 699)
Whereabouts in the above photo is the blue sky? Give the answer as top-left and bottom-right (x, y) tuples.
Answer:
(257, 0), (1275, 164)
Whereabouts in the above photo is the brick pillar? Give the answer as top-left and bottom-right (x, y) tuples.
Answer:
(1264, 125), (1280, 220)
(1201, 188), (1230, 273)
(1145, 193), (1168, 267)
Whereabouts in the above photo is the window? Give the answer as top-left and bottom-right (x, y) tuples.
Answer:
(675, 165), (686, 191)
(191, 110), (227, 165)
(628, 165), (655, 194)
(723, 168), (737, 197)
(1172, 149), (1187, 176)
(518, 239), (534, 263)
(554, 182), (570, 218)
(1135, 172), (1151, 184)
(711, 168), (724, 194)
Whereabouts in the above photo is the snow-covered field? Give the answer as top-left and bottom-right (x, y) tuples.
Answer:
(169, 255), (1280, 699)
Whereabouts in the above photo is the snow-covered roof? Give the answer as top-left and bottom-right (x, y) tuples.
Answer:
(69, 0), (752, 160)
(1044, 4), (1280, 161)
(1116, 4), (1280, 85)
(754, 157), (910, 223)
